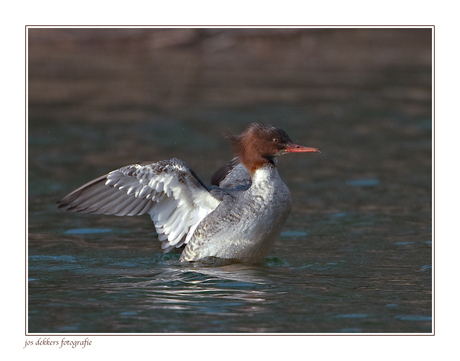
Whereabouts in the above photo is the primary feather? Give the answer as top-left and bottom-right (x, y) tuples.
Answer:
(57, 158), (221, 251)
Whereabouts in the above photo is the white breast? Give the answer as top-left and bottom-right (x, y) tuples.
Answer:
(180, 164), (292, 262)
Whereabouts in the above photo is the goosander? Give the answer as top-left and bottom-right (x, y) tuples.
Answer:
(57, 123), (320, 262)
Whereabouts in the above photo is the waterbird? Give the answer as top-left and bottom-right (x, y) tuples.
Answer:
(57, 122), (320, 262)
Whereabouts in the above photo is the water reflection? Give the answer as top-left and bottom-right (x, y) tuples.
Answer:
(91, 262), (271, 315)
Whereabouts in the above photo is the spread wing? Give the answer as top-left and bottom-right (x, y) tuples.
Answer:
(57, 158), (221, 252)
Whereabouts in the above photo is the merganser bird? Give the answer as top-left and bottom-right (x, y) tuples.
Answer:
(57, 123), (320, 263)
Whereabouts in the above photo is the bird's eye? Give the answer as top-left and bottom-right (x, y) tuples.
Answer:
(272, 138), (279, 143)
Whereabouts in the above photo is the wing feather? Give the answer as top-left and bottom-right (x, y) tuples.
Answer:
(57, 158), (221, 251)
(210, 157), (252, 189)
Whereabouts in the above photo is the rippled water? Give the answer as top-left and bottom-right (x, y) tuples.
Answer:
(28, 227), (431, 333)
(28, 118), (432, 334)
(27, 28), (432, 334)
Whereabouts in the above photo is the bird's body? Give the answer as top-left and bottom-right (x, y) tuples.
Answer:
(57, 123), (320, 262)
(181, 162), (292, 261)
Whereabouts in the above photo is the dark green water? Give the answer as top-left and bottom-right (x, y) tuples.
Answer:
(28, 28), (432, 333)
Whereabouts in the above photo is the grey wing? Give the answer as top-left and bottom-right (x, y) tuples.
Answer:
(57, 158), (221, 252)
(210, 157), (251, 190)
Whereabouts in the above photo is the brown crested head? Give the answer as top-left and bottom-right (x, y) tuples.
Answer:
(226, 122), (320, 174)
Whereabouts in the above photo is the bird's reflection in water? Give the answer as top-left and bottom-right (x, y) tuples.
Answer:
(98, 261), (272, 315)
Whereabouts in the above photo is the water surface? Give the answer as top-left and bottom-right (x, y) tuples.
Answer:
(28, 28), (432, 333)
